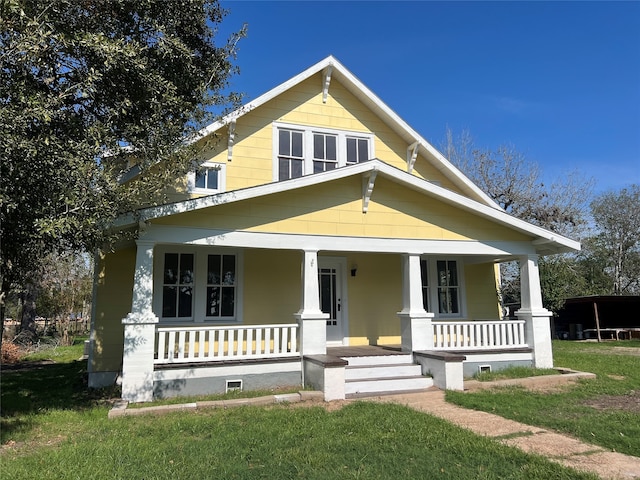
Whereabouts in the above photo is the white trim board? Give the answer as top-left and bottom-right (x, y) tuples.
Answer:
(141, 224), (542, 258)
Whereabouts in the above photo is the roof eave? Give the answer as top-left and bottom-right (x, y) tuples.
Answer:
(115, 159), (579, 255)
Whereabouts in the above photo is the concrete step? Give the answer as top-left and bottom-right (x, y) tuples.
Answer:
(341, 354), (414, 367)
(345, 363), (423, 380)
(345, 375), (433, 395)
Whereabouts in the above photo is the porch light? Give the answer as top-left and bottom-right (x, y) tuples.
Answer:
(351, 265), (357, 277)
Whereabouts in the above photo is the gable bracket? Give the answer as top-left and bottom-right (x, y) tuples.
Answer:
(227, 120), (236, 161)
(362, 169), (378, 213)
(407, 141), (420, 173)
(322, 66), (333, 103)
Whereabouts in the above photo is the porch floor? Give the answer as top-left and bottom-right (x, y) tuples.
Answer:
(327, 345), (403, 357)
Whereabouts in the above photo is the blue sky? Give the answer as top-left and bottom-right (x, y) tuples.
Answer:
(218, 1), (640, 194)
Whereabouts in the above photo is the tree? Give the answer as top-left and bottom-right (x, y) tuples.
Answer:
(443, 129), (593, 312)
(584, 185), (640, 295)
(37, 252), (93, 330)
(0, 0), (245, 341)
(443, 129), (589, 238)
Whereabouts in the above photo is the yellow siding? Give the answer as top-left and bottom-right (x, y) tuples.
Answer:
(91, 246), (135, 373)
(340, 252), (402, 345)
(179, 73), (464, 199)
(243, 249), (301, 324)
(464, 263), (502, 320)
(152, 176), (531, 243)
(237, 249), (403, 345)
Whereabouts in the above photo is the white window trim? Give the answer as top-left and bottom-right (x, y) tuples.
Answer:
(272, 122), (375, 181)
(153, 245), (243, 324)
(187, 161), (227, 195)
(421, 257), (466, 319)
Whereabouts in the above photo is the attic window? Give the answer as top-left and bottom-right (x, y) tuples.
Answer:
(273, 122), (374, 181)
(189, 162), (226, 194)
(196, 166), (218, 190)
(346, 137), (370, 165)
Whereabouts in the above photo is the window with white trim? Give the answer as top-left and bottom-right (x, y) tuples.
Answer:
(436, 260), (460, 315)
(346, 136), (370, 165)
(313, 132), (338, 173)
(278, 129), (304, 181)
(273, 123), (374, 181)
(155, 247), (242, 322)
(206, 254), (236, 318)
(420, 259), (430, 312)
(420, 258), (464, 317)
(162, 253), (194, 319)
(188, 162), (226, 194)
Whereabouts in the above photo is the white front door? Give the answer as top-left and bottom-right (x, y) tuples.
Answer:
(318, 258), (346, 344)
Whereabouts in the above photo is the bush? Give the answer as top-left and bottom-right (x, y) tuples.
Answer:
(1, 341), (23, 364)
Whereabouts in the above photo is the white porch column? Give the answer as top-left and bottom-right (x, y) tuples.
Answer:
(294, 250), (329, 355)
(121, 240), (159, 403)
(397, 254), (434, 352)
(515, 254), (553, 368)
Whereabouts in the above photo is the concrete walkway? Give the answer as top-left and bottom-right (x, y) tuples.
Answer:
(370, 390), (640, 480)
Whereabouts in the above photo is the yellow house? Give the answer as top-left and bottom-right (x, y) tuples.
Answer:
(88, 56), (580, 403)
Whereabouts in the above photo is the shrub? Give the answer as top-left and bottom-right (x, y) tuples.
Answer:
(1, 341), (23, 364)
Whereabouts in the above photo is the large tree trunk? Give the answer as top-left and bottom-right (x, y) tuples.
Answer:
(0, 291), (5, 356)
(19, 283), (38, 344)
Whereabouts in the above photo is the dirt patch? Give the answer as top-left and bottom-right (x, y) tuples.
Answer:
(578, 345), (640, 357)
(582, 390), (640, 413)
(1, 435), (67, 456)
(465, 370), (596, 394)
(610, 346), (640, 356)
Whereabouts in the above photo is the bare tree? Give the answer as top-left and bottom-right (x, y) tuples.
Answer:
(443, 129), (591, 238)
(587, 185), (640, 295)
(443, 128), (593, 312)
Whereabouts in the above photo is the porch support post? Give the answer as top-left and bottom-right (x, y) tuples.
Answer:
(515, 254), (553, 368)
(294, 250), (329, 355)
(121, 240), (159, 403)
(397, 253), (434, 352)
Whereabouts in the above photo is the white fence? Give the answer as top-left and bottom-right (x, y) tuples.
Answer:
(155, 324), (299, 364)
(432, 320), (527, 350)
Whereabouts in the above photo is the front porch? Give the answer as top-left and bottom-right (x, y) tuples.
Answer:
(144, 318), (536, 401)
(116, 241), (553, 403)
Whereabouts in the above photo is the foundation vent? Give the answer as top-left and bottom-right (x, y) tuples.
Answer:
(226, 379), (243, 393)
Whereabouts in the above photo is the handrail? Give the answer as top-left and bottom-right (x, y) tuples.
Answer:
(155, 323), (299, 364)
(431, 319), (527, 350)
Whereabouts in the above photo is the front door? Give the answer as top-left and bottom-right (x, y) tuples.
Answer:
(318, 258), (346, 344)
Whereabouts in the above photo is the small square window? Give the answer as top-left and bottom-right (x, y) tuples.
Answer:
(190, 162), (225, 193)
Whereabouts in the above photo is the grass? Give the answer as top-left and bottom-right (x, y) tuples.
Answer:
(18, 336), (89, 364)
(447, 339), (640, 456)
(1, 400), (596, 480)
(0, 341), (600, 479)
(472, 365), (559, 382)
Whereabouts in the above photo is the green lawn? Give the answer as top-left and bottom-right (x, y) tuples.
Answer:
(1, 392), (595, 480)
(19, 336), (90, 364)
(447, 339), (640, 456)
(0, 341), (601, 479)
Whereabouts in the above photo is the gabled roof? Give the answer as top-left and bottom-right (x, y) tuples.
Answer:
(126, 159), (580, 255)
(193, 55), (499, 209)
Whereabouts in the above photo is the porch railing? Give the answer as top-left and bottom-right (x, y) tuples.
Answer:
(155, 324), (299, 365)
(432, 319), (527, 350)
